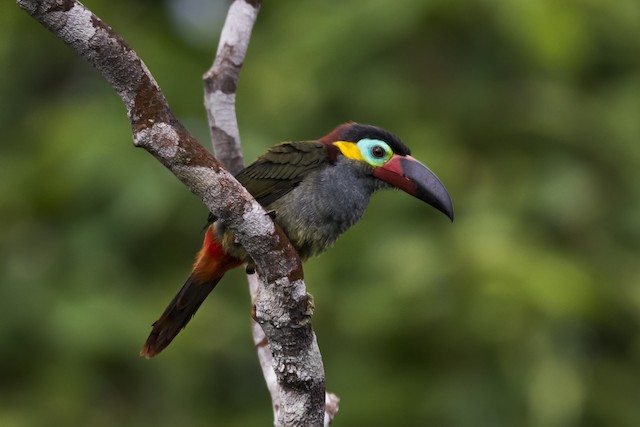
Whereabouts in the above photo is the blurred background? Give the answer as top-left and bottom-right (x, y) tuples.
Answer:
(2, 0), (639, 426)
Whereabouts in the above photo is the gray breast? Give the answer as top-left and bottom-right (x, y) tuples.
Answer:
(268, 157), (380, 260)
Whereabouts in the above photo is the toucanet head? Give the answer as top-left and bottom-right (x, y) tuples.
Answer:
(321, 122), (454, 221)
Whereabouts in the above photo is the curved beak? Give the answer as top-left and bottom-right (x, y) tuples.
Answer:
(373, 155), (454, 221)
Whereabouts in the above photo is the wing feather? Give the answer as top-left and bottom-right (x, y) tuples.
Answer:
(235, 141), (330, 207)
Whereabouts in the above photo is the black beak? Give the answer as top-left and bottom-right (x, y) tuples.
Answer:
(373, 154), (454, 221)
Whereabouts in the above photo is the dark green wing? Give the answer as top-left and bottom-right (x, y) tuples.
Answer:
(236, 141), (330, 207)
(207, 141), (331, 224)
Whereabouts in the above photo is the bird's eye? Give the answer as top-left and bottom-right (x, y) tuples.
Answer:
(371, 145), (385, 158)
(356, 138), (392, 167)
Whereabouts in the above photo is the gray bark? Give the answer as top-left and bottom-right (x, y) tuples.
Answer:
(17, 0), (337, 425)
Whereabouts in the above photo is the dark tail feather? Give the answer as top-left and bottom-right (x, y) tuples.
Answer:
(140, 273), (223, 359)
(141, 226), (241, 359)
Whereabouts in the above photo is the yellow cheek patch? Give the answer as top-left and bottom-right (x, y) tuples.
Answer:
(333, 141), (363, 161)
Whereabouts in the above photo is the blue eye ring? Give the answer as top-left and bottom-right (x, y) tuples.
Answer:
(357, 138), (393, 166)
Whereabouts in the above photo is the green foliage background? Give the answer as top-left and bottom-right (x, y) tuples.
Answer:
(1, 0), (639, 426)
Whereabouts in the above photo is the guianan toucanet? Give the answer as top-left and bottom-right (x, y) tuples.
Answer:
(140, 122), (454, 358)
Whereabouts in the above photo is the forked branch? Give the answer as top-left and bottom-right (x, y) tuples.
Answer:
(17, 0), (331, 425)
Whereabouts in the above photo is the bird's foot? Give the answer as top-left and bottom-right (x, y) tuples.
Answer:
(303, 293), (315, 317)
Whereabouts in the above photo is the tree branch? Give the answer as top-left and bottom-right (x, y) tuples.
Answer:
(203, 0), (258, 176)
(17, 0), (329, 425)
(201, 1), (340, 424)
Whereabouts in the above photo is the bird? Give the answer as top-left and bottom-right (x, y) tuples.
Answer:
(140, 122), (454, 358)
